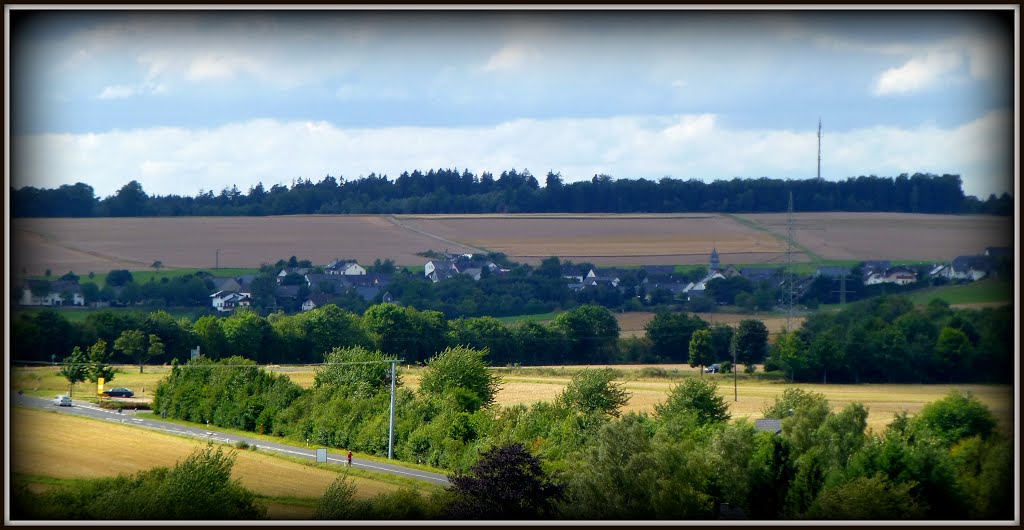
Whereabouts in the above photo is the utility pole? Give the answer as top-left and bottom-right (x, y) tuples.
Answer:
(733, 343), (738, 402)
(215, 248), (220, 270)
(388, 359), (397, 460)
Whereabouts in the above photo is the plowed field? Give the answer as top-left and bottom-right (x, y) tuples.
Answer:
(12, 213), (1011, 277)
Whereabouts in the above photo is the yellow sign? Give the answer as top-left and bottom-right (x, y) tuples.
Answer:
(97, 377), (105, 395)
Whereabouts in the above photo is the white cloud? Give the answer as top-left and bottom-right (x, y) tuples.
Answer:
(482, 43), (539, 73)
(97, 84), (136, 100)
(12, 111), (1013, 200)
(873, 50), (963, 95)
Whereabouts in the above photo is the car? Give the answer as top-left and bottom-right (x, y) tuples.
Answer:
(704, 364), (721, 374)
(54, 395), (72, 407)
(103, 387), (135, 398)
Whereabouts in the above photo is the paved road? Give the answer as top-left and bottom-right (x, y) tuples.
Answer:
(13, 394), (450, 486)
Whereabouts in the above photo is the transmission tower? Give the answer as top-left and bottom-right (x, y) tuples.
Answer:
(817, 118), (822, 180)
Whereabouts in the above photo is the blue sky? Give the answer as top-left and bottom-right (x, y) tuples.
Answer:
(8, 9), (1016, 200)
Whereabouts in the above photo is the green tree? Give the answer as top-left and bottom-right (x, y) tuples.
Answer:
(146, 334), (165, 373)
(558, 368), (629, 417)
(85, 339), (116, 385)
(151, 260), (163, 274)
(419, 346), (500, 412)
(58, 346), (89, 397)
(222, 310), (275, 363)
(306, 304), (371, 357)
(656, 378), (730, 427)
(933, 327), (972, 382)
(687, 329), (716, 375)
(114, 329), (148, 374)
(193, 315), (227, 360)
(644, 312), (708, 362)
(913, 390), (997, 447)
(446, 443), (564, 519)
(805, 474), (925, 520)
(553, 305), (620, 363)
(734, 319), (769, 372)
(315, 346), (396, 399)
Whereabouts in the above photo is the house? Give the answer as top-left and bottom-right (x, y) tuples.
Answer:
(883, 266), (917, 286)
(355, 286), (381, 302)
(946, 255), (992, 281)
(686, 271), (725, 299)
(381, 291), (394, 304)
(325, 260), (366, 276)
(927, 264), (947, 278)
(301, 293), (335, 312)
(424, 260), (459, 282)
(739, 267), (781, 284)
(20, 280), (85, 307)
(461, 268), (483, 281)
(210, 277), (242, 293)
(641, 265), (676, 279)
(277, 268), (310, 284)
(210, 291), (250, 312)
(860, 260), (891, 276)
(753, 418), (783, 435)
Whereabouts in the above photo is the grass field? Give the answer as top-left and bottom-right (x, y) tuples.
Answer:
(10, 408), (412, 519)
(904, 278), (1014, 306)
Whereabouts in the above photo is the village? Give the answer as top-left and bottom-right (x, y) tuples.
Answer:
(17, 245), (1012, 316)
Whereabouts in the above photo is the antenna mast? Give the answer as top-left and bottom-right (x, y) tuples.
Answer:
(817, 118), (822, 180)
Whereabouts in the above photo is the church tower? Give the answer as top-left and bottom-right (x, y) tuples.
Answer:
(709, 247), (720, 272)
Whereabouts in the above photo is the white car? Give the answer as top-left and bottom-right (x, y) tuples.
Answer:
(54, 395), (72, 407)
(704, 364), (721, 374)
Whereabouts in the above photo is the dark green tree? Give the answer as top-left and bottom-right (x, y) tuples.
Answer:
(734, 319), (769, 372)
(687, 329), (716, 375)
(558, 368), (629, 417)
(656, 378), (730, 427)
(446, 443), (564, 519)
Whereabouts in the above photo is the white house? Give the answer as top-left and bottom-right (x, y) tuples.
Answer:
(325, 260), (367, 276)
(19, 280), (85, 307)
(944, 256), (991, 281)
(211, 291), (251, 312)
(425, 260), (459, 282)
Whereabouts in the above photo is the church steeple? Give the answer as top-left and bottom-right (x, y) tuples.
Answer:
(709, 247), (720, 272)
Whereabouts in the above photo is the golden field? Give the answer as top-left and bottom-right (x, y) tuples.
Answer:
(10, 408), (406, 519)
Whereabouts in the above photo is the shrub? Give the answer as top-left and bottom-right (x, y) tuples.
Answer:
(558, 368), (629, 417)
(656, 378), (731, 427)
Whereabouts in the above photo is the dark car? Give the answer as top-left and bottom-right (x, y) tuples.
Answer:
(103, 387), (134, 398)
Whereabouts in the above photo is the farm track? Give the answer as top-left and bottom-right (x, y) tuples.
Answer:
(385, 215), (491, 255)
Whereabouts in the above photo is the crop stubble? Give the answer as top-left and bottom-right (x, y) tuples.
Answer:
(13, 213), (1009, 276)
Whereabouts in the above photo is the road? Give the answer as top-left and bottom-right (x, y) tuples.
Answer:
(13, 394), (450, 486)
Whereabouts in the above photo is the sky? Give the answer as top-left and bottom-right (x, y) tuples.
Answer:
(7, 9), (1017, 200)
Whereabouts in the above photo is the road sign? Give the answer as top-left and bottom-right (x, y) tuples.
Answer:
(97, 377), (104, 395)
(316, 448), (327, 463)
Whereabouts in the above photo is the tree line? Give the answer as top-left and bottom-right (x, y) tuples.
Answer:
(12, 171), (1013, 218)
(18, 294), (1013, 386)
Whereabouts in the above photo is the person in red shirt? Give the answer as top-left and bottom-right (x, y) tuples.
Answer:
(347, 451), (353, 467)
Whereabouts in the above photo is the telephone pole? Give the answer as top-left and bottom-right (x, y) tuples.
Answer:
(388, 359), (397, 460)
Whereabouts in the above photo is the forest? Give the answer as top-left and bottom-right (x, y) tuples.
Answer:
(11, 170), (1013, 217)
